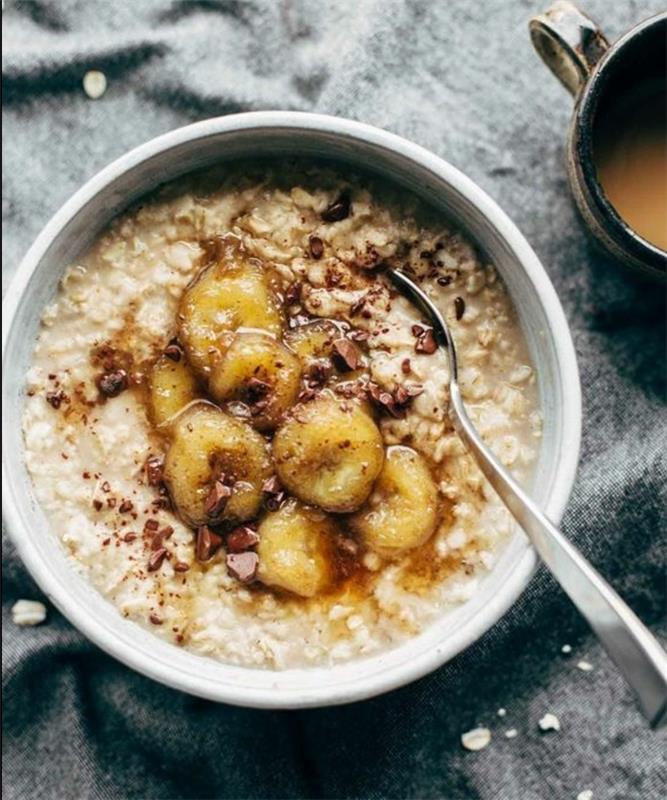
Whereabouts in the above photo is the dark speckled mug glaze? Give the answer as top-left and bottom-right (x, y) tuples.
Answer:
(530, 2), (667, 281)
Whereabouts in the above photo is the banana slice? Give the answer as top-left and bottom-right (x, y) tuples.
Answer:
(349, 445), (438, 556)
(272, 392), (384, 513)
(149, 353), (200, 428)
(179, 238), (283, 376)
(284, 319), (342, 367)
(164, 403), (272, 527)
(257, 499), (337, 597)
(209, 332), (302, 432)
(286, 320), (370, 397)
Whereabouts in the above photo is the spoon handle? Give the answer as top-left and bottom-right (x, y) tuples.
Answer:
(449, 383), (667, 728)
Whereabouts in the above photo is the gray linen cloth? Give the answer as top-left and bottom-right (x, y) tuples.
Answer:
(2, 1), (666, 798)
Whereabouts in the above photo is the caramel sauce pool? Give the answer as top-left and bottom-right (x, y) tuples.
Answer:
(594, 80), (667, 251)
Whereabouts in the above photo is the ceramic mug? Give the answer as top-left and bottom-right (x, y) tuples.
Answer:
(530, 2), (667, 281)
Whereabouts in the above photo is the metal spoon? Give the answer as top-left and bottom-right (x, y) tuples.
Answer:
(388, 268), (667, 728)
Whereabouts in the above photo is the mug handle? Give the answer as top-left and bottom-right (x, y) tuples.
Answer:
(529, 1), (610, 94)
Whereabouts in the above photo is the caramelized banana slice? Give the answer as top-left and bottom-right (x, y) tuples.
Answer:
(284, 319), (342, 367)
(209, 332), (302, 432)
(349, 445), (438, 556)
(179, 238), (282, 376)
(286, 320), (369, 393)
(149, 354), (200, 428)
(257, 499), (337, 597)
(164, 404), (272, 526)
(272, 392), (384, 512)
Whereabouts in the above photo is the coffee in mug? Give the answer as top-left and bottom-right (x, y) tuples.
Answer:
(530, 2), (667, 280)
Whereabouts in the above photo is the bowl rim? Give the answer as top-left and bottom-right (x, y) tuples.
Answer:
(2, 111), (582, 708)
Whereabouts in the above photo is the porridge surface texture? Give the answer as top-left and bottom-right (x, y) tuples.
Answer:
(22, 165), (540, 669)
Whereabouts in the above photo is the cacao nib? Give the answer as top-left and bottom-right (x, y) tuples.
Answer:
(321, 192), (351, 223)
(414, 328), (438, 355)
(454, 296), (466, 320)
(368, 381), (422, 418)
(262, 476), (286, 511)
(97, 369), (129, 398)
(262, 476), (281, 494)
(350, 294), (368, 316)
(196, 525), (223, 562)
(308, 235), (324, 259)
(45, 390), (67, 409)
(204, 480), (232, 518)
(147, 547), (168, 572)
(297, 387), (319, 403)
(331, 339), (361, 371)
(226, 526), (260, 553)
(226, 552), (259, 583)
(150, 531), (168, 551)
(367, 382), (401, 418)
(285, 282), (302, 304)
(145, 456), (164, 486)
(307, 360), (332, 385)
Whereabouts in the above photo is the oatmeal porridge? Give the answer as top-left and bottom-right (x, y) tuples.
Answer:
(21, 163), (541, 669)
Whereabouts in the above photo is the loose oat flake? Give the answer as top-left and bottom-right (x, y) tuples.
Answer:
(83, 70), (107, 99)
(577, 660), (594, 672)
(577, 791), (593, 800)
(538, 713), (561, 732)
(11, 599), (47, 626)
(461, 727), (491, 751)
(505, 728), (518, 739)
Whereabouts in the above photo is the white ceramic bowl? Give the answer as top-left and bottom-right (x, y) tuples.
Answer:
(2, 112), (581, 708)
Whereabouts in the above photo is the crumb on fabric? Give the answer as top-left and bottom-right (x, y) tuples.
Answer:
(538, 713), (560, 732)
(11, 599), (47, 626)
(461, 727), (491, 751)
(83, 70), (107, 99)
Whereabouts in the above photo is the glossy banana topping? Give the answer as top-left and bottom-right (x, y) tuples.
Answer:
(149, 349), (200, 428)
(209, 331), (302, 432)
(147, 235), (439, 598)
(178, 236), (283, 376)
(349, 445), (438, 556)
(272, 393), (384, 514)
(163, 404), (272, 527)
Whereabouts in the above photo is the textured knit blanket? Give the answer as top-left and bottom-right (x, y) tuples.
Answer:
(2, 1), (666, 798)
